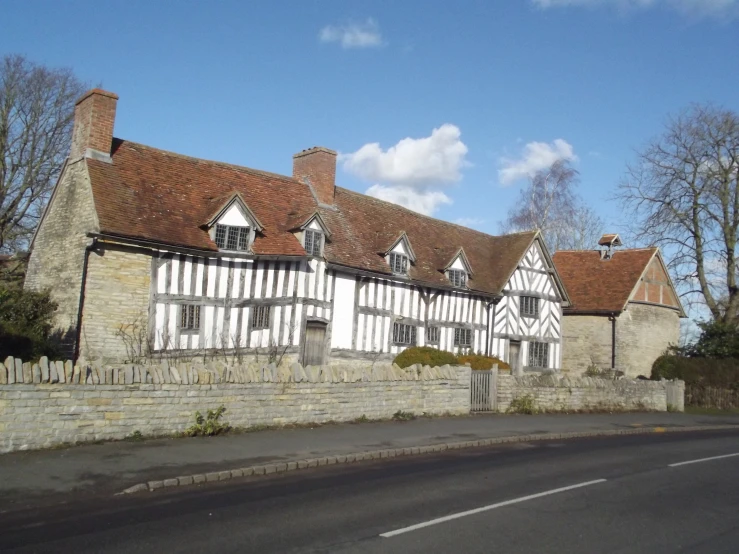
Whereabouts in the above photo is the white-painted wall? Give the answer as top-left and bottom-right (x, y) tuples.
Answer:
(217, 204), (249, 226)
(149, 237), (564, 370)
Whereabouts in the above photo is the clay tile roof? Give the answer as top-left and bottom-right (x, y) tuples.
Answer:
(552, 248), (657, 313)
(86, 138), (539, 295)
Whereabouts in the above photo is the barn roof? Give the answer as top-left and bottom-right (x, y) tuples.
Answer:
(552, 248), (682, 314)
(84, 139), (542, 296)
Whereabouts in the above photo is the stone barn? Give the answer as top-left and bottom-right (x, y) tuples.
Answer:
(552, 235), (685, 378)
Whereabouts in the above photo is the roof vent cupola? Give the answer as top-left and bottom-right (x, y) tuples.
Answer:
(598, 233), (622, 260)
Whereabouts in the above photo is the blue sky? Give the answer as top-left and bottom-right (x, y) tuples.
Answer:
(2, 0), (738, 239)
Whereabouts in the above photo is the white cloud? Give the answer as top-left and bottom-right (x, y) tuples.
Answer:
(343, 124), (469, 216)
(319, 19), (383, 49)
(454, 217), (486, 229)
(498, 139), (577, 185)
(343, 124), (468, 187)
(366, 185), (452, 216)
(531, 0), (739, 19)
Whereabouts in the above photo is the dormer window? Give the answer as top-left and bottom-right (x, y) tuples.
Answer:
(304, 229), (323, 257)
(389, 252), (409, 275)
(215, 224), (250, 251)
(207, 193), (263, 254)
(448, 269), (467, 288)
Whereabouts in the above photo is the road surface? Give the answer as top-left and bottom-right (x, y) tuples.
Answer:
(1, 430), (737, 553)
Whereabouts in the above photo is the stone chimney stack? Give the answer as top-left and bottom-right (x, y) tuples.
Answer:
(70, 89), (119, 160)
(292, 147), (337, 206)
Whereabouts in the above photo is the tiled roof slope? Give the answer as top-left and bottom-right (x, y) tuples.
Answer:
(86, 139), (538, 295)
(552, 248), (658, 313)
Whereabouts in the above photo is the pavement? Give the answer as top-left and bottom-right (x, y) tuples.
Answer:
(1, 428), (738, 552)
(2, 410), (739, 511)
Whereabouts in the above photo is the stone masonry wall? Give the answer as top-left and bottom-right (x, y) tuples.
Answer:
(24, 159), (99, 354)
(79, 244), (151, 362)
(0, 357), (470, 453)
(561, 315), (613, 375)
(616, 303), (680, 378)
(497, 372), (682, 413)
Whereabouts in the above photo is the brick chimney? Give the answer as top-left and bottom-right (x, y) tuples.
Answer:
(70, 89), (119, 160)
(292, 147), (337, 205)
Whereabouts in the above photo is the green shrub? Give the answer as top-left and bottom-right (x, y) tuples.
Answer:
(651, 355), (739, 389)
(0, 286), (61, 360)
(506, 395), (537, 414)
(457, 354), (510, 371)
(393, 346), (458, 369)
(683, 320), (739, 359)
(185, 406), (231, 437)
(392, 410), (416, 421)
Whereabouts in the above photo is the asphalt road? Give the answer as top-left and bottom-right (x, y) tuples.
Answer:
(1, 430), (738, 553)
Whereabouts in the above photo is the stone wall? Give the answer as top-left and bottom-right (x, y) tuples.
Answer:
(24, 159), (99, 355)
(561, 315), (612, 375)
(561, 303), (681, 378)
(616, 303), (680, 378)
(79, 243), (152, 362)
(0, 357), (470, 453)
(497, 372), (683, 413)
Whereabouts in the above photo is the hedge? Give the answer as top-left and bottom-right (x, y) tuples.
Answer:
(457, 354), (510, 371)
(393, 347), (458, 369)
(651, 355), (739, 390)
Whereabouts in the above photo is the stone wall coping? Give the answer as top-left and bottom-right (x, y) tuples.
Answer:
(0, 356), (466, 386)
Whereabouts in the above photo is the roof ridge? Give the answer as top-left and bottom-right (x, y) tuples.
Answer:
(115, 138), (302, 186)
(334, 186), (536, 241)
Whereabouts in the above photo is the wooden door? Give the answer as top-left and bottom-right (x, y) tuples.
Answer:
(509, 341), (521, 376)
(302, 322), (327, 367)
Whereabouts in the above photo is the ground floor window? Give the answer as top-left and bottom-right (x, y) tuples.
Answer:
(252, 305), (271, 330)
(425, 326), (440, 344)
(180, 305), (200, 331)
(454, 327), (472, 347)
(393, 322), (416, 345)
(528, 341), (549, 368)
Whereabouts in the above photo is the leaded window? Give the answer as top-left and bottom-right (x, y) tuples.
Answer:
(528, 341), (549, 368)
(393, 322), (416, 345)
(448, 269), (467, 288)
(454, 327), (472, 347)
(389, 252), (408, 275)
(520, 296), (540, 318)
(180, 305), (200, 331)
(215, 224), (250, 251)
(252, 305), (270, 330)
(426, 326), (440, 344)
(304, 229), (322, 256)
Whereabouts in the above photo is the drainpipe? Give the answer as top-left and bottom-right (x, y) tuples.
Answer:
(73, 237), (97, 363)
(609, 313), (617, 369)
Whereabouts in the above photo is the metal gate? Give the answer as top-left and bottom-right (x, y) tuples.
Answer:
(471, 369), (497, 412)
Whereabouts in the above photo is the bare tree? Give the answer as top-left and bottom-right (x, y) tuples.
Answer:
(0, 55), (86, 252)
(618, 104), (739, 323)
(501, 160), (604, 251)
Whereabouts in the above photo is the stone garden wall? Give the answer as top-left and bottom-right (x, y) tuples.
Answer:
(497, 372), (684, 413)
(0, 356), (470, 453)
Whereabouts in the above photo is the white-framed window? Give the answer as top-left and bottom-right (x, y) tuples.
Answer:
(454, 327), (472, 347)
(520, 296), (540, 318)
(304, 229), (323, 257)
(252, 305), (270, 330)
(180, 305), (200, 332)
(426, 326), (440, 344)
(389, 252), (409, 275)
(448, 269), (467, 288)
(393, 322), (416, 345)
(528, 341), (549, 368)
(215, 224), (250, 251)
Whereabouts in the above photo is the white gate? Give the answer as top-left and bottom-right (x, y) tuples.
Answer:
(471, 369), (497, 412)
